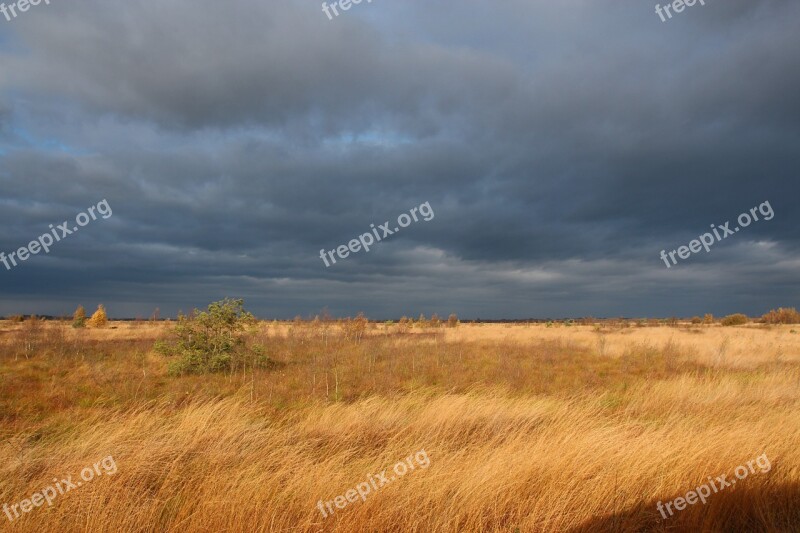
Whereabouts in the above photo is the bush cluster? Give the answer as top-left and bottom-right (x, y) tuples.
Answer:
(761, 307), (800, 324)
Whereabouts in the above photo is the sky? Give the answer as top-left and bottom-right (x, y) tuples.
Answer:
(0, 0), (798, 320)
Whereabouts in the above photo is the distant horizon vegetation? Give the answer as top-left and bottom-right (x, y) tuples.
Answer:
(3, 303), (799, 325)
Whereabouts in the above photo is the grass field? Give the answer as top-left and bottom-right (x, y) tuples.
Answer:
(1, 320), (799, 532)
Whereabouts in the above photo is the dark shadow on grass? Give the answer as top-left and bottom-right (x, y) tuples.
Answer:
(567, 479), (800, 533)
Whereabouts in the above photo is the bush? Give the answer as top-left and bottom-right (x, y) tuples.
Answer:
(155, 298), (266, 375)
(342, 312), (368, 342)
(690, 316), (702, 324)
(721, 314), (748, 326)
(397, 316), (411, 334)
(762, 307), (800, 325)
(447, 314), (459, 328)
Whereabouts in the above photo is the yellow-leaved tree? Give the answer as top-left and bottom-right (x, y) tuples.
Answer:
(88, 304), (108, 328)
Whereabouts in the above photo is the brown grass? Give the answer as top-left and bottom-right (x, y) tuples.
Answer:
(1, 320), (799, 531)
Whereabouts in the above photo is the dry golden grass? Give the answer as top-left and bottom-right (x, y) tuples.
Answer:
(1, 320), (799, 531)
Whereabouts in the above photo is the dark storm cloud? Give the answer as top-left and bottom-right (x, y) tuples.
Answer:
(0, 0), (798, 318)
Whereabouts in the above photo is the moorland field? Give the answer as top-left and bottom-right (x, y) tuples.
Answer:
(1, 317), (799, 532)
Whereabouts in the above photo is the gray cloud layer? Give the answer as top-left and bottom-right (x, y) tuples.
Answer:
(0, 0), (798, 318)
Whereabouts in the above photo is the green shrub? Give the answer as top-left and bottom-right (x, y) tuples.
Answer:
(155, 298), (268, 375)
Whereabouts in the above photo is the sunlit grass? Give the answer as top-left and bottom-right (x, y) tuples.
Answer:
(1, 321), (798, 531)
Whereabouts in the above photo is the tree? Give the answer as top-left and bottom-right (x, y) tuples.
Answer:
(72, 305), (87, 328)
(447, 314), (459, 328)
(155, 298), (266, 375)
(343, 312), (368, 342)
(88, 305), (108, 328)
(703, 313), (715, 325)
(20, 315), (43, 359)
(429, 313), (441, 328)
(310, 315), (323, 336)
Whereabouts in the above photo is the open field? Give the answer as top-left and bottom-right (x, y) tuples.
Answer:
(1, 320), (799, 532)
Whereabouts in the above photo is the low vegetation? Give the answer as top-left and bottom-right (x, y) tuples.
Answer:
(721, 313), (748, 326)
(71, 305), (86, 328)
(87, 304), (108, 328)
(154, 298), (273, 375)
(762, 307), (800, 324)
(1, 308), (798, 531)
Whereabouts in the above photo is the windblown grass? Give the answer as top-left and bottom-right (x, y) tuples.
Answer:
(1, 321), (799, 531)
